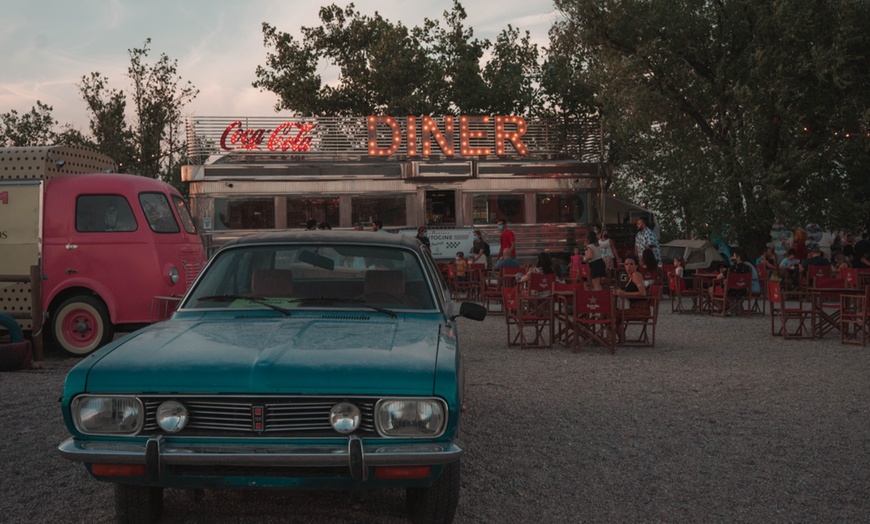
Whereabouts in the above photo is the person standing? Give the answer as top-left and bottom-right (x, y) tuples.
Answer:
(470, 230), (491, 267)
(415, 226), (431, 249)
(498, 219), (516, 259)
(598, 229), (619, 271)
(634, 217), (660, 262)
(583, 230), (606, 290)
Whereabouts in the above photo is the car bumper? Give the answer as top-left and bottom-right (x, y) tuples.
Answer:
(58, 436), (462, 484)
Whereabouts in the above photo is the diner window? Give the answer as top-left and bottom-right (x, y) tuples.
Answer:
(215, 197), (276, 230)
(286, 196), (340, 229)
(471, 194), (525, 224)
(536, 193), (587, 223)
(76, 195), (137, 232)
(351, 195), (407, 227)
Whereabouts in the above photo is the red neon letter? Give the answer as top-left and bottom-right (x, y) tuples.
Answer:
(367, 116), (402, 156)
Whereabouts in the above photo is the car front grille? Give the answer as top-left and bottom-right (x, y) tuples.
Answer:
(140, 396), (378, 437)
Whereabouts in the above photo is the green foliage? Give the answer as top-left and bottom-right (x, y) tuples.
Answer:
(253, 1), (542, 116)
(1, 101), (58, 146)
(555, 0), (870, 255)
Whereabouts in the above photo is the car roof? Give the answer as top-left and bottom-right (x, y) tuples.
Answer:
(223, 230), (423, 250)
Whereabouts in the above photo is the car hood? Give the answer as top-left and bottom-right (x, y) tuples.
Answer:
(82, 315), (446, 395)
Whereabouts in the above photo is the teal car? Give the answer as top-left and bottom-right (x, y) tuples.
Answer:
(58, 231), (485, 524)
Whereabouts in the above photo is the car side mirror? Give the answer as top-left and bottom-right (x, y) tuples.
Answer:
(453, 301), (486, 322)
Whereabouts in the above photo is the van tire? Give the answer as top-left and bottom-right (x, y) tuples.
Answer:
(52, 296), (114, 356)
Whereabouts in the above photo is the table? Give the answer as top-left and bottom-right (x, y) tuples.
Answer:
(692, 272), (720, 314)
(809, 287), (863, 338)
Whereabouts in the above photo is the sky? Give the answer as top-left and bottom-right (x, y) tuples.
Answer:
(0, 0), (561, 133)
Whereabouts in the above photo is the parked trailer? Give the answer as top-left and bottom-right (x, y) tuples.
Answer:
(0, 146), (206, 356)
(183, 115), (610, 261)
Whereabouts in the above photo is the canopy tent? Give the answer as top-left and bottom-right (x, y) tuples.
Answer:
(660, 239), (725, 271)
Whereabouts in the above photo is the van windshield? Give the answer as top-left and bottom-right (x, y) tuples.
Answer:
(140, 192), (180, 233)
(172, 195), (197, 234)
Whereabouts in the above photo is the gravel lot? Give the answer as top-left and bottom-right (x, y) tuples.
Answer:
(2, 304), (868, 523)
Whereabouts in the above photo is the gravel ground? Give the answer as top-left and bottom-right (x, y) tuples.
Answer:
(1, 303), (868, 523)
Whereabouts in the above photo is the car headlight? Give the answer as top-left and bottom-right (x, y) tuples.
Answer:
(71, 395), (143, 435)
(330, 402), (361, 434)
(156, 400), (189, 433)
(375, 398), (447, 438)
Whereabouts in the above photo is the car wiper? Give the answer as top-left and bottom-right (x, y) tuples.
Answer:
(303, 297), (397, 319)
(197, 295), (292, 317)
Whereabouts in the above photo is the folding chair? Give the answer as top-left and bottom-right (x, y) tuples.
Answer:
(553, 282), (583, 346)
(620, 285), (662, 347)
(502, 286), (553, 348)
(710, 272), (751, 317)
(660, 263), (675, 296)
(768, 281), (814, 339)
(840, 268), (859, 288)
(841, 285), (870, 346)
(804, 265), (831, 287)
(570, 289), (616, 353)
(812, 276), (846, 338)
(671, 275), (702, 313)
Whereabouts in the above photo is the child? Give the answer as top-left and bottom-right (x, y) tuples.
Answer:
(779, 248), (800, 289)
(669, 257), (684, 293)
(455, 252), (468, 281)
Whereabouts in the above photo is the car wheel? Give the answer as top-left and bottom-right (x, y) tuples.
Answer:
(115, 484), (164, 524)
(51, 295), (114, 356)
(406, 461), (460, 524)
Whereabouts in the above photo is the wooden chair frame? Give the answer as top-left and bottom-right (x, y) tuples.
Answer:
(710, 272), (751, 317)
(768, 281), (815, 339)
(570, 289), (616, 353)
(840, 286), (870, 346)
(502, 286), (553, 348)
(619, 285), (662, 347)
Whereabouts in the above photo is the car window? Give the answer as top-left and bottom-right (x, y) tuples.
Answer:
(186, 244), (436, 311)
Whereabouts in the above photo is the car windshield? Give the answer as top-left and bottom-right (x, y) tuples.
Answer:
(185, 243), (436, 311)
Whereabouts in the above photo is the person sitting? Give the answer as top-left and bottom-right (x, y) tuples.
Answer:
(755, 246), (778, 272)
(494, 247), (520, 270)
(518, 252), (555, 283)
(779, 248), (801, 289)
(799, 245), (831, 282)
(614, 254), (649, 342)
(831, 252), (850, 277)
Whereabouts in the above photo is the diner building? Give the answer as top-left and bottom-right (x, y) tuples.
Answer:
(182, 115), (614, 260)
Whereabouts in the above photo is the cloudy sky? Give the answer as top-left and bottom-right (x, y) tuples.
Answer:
(1, 0), (560, 132)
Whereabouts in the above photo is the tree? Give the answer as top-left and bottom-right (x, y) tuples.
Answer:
(0, 101), (58, 146)
(78, 39), (198, 189)
(253, 1), (546, 116)
(554, 0), (870, 254)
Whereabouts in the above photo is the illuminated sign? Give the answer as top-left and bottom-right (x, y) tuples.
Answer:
(368, 115), (528, 157)
(220, 121), (315, 152)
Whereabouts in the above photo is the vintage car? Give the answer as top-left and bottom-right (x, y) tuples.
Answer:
(58, 231), (486, 524)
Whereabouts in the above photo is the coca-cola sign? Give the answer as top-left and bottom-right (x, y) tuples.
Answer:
(220, 121), (315, 152)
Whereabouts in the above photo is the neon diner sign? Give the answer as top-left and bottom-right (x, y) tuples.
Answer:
(218, 115), (529, 157)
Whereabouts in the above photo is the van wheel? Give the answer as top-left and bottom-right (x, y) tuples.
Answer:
(52, 296), (114, 356)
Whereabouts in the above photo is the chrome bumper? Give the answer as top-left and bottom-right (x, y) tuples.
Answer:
(58, 436), (463, 482)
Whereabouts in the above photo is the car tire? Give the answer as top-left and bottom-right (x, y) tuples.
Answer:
(115, 484), (164, 524)
(406, 461), (460, 524)
(51, 295), (114, 356)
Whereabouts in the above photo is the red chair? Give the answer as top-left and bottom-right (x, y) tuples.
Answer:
(840, 268), (859, 288)
(841, 285), (870, 346)
(619, 285), (663, 347)
(502, 286), (553, 348)
(670, 274), (702, 313)
(710, 272), (751, 317)
(804, 265), (831, 287)
(569, 289), (616, 353)
(768, 281), (815, 339)
(812, 276), (846, 338)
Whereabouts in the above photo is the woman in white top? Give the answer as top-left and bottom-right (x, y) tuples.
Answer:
(598, 229), (619, 271)
(584, 230), (607, 290)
